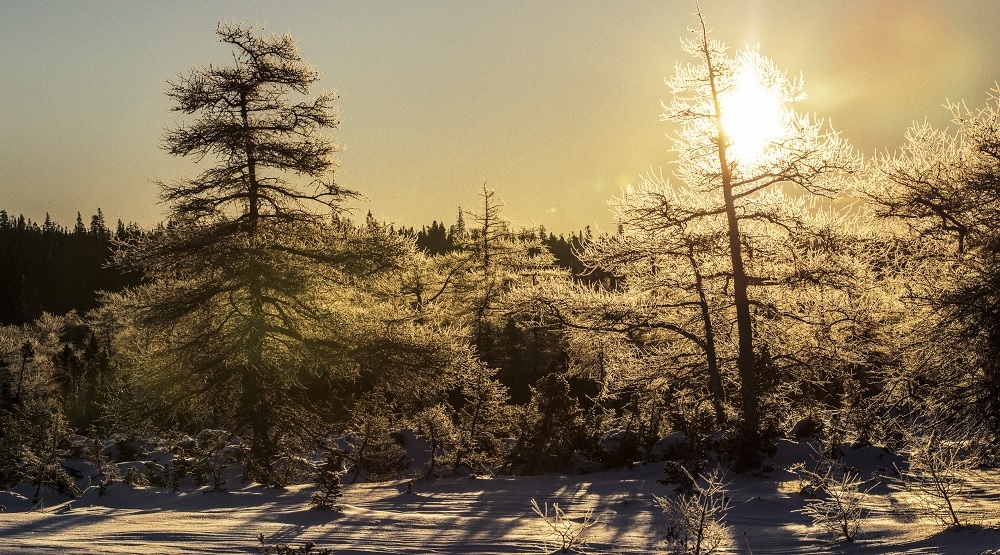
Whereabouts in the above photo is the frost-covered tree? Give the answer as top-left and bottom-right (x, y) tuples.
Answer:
(865, 87), (1000, 444)
(456, 185), (558, 354)
(576, 179), (731, 426)
(0, 316), (82, 501)
(647, 11), (855, 461)
(114, 23), (405, 483)
(512, 13), (859, 467)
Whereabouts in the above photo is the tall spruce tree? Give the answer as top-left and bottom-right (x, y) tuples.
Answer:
(116, 23), (401, 483)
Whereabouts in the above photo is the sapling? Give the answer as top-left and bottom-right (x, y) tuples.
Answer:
(654, 467), (732, 555)
(893, 431), (972, 527)
(530, 498), (598, 554)
(311, 450), (345, 511)
(794, 463), (871, 542)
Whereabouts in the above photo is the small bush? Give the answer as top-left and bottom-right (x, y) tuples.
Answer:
(257, 533), (333, 554)
(530, 499), (597, 554)
(654, 467), (732, 555)
(143, 460), (169, 488)
(794, 463), (871, 542)
(892, 432), (972, 527)
(122, 466), (148, 487)
(310, 450), (344, 511)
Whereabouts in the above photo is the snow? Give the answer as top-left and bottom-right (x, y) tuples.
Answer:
(1, 440), (998, 554)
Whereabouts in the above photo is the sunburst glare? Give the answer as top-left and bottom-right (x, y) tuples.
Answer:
(719, 64), (786, 165)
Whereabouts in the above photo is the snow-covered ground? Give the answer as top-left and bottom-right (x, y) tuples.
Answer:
(2, 439), (998, 554)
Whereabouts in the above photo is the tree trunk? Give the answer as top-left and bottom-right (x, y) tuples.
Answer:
(699, 20), (760, 459)
(240, 92), (274, 483)
(693, 259), (726, 426)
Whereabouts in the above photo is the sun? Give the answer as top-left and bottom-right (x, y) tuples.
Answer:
(719, 64), (786, 165)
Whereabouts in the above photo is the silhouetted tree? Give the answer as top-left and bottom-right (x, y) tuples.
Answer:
(73, 212), (86, 236)
(113, 22), (404, 483)
(0, 210), (139, 325)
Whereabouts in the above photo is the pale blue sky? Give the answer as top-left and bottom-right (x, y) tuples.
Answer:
(2, 0), (998, 232)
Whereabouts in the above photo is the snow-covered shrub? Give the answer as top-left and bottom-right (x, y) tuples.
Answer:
(185, 430), (234, 491)
(530, 498), (597, 554)
(794, 462), (871, 542)
(347, 392), (407, 482)
(411, 404), (458, 478)
(654, 467), (732, 555)
(893, 432), (972, 527)
(122, 465), (148, 487)
(142, 460), (170, 488)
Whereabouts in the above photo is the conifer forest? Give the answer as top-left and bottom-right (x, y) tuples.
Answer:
(2, 13), (1000, 554)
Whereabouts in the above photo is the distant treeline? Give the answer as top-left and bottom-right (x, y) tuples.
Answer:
(0, 209), (608, 326)
(0, 209), (142, 325)
(402, 211), (608, 279)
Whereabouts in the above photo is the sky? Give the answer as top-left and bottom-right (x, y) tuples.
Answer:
(1, 0), (998, 234)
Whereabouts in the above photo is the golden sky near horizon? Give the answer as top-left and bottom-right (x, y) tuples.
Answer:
(1, 0), (997, 233)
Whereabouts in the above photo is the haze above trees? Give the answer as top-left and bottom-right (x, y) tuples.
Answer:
(1, 17), (998, 550)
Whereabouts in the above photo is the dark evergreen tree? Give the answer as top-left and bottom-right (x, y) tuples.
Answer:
(42, 213), (57, 234)
(311, 449), (345, 510)
(450, 207), (466, 241)
(508, 373), (585, 474)
(0, 210), (140, 325)
(89, 208), (108, 240)
(73, 212), (86, 235)
(113, 22), (405, 483)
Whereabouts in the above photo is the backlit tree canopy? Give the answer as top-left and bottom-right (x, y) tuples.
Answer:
(660, 13), (856, 462)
